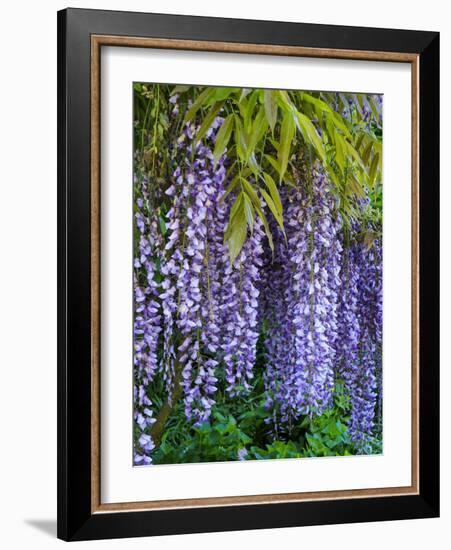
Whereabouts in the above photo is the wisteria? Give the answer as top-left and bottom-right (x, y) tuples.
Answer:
(160, 121), (225, 425)
(133, 83), (383, 465)
(262, 164), (342, 431)
(349, 237), (382, 449)
(159, 110), (264, 426)
(220, 220), (265, 397)
(133, 180), (162, 465)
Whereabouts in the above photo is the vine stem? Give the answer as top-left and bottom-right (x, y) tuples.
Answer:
(150, 356), (184, 448)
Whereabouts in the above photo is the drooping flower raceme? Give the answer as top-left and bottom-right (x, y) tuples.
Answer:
(351, 237), (382, 450)
(160, 108), (264, 424)
(220, 220), (264, 397)
(336, 226), (382, 451)
(160, 131), (224, 424)
(133, 180), (162, 465)
(263, 164), (342, 428)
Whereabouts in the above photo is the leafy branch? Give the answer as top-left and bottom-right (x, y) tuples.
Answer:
(171, 85), (382, 262)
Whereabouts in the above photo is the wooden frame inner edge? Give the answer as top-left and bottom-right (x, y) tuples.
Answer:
(90, 35), (420, 514)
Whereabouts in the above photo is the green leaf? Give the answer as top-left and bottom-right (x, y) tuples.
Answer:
(278, 111), (295, 181)
(277, 90), (296, 112)
(369, 152), (380, 186)
(265, 154), (282, 178)
(240, 177), (259, 205)
(248, 153), (261, 179)
(248, 106), (269, 155)
(228, 216), (247, 263)
(183, 88), (215, 125)
(296, 111), (326, 162)
(301, 92), (332, 111)
(345, 140), (367, 173)
(234, 115), (248, 162)
(303, 92), (352, 141)
(239, 88), (252, 102)
(172, 84), (190, 94)
(208, 87), (238, 104)
(260, 188), (284, 232)
(220, 167), (252, 203)
(263, 90), (278, 132)
(263, 173), (282, 215)
(225, 195), (247, 261)
(243, 91), (259, 132)
(347, 174), (365, 197)
(195, 101), (225, 145)
(334, 133), (345, 172)
(229, 192), (244, 223)
(219, 173), (241, 203)
(325, 117), (336, 145)
(355, 132), (365, 153)
(213, 114), (234, 168)
(329, 111), (353, 140)
(368, 96), (380, 122)
(361, 140), (373, 164)
(240, 179), (274, 252)
(159, 216), (167, 235)
(363, 230), (377, 249)
(243, 193), (254, 234)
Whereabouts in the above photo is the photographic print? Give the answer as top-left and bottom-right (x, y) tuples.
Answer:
(58, 11), (439, 539)
(133, 83), (383, 467)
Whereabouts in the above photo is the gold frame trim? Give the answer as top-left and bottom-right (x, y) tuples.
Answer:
(90, 35), (420, 514)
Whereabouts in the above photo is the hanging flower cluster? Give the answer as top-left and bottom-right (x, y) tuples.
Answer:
(133, 180), (162, 465)
(220, 221), (264, 397)
(160, 127), (224, 424)
(341, 235), (382, 450)
(263, 165), (342, 430)
(160, 104), (264, 425)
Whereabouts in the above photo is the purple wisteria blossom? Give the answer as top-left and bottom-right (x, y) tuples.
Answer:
(337, 228), (382, 452)
(133, 182), (162, 465)
(263, 164), (342, 429)
(220, 219), (264, 397)
(160, 127), (225, 424)
(160, 105), (264, 423)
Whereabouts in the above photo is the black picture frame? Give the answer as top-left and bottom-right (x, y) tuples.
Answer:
(57, 7), (439, 541)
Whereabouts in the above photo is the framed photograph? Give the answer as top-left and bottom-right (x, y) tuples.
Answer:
(57, 8), (439, 541)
